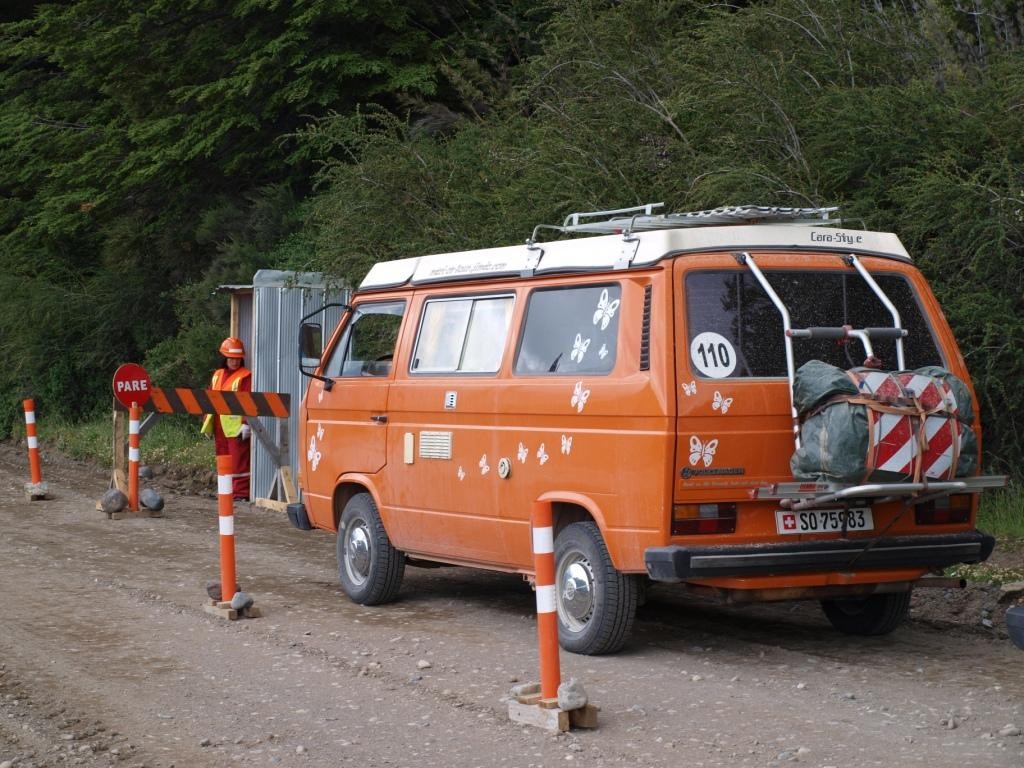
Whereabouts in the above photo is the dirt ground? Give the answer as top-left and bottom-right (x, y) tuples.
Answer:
(1, 441), (1022, 768)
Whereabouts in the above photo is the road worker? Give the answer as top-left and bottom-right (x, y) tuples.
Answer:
(201, 337), (252, 500)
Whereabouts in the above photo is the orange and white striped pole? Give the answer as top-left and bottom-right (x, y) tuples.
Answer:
(217, 454), (237, 603)
(22, 399), (43, 485)
(531, 500), (561, 702)
(127, 402), (141, 512)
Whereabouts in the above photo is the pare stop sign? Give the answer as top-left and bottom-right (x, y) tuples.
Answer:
(112, 363), (152, 408)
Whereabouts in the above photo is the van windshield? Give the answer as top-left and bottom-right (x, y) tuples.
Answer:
(685, 270), (942, 378)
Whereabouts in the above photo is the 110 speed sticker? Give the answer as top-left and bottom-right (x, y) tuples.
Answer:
(690, 332), (736, 378)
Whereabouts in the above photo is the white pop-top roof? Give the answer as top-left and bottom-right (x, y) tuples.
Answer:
(359, 222), (911, 291)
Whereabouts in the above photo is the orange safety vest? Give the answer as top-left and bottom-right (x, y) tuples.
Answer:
(200, 367), (252, 437)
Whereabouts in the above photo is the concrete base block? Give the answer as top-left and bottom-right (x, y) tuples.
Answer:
(508, 700), (570, 732)
(24, 482), (49, 501)
(507, 684), (599, 732)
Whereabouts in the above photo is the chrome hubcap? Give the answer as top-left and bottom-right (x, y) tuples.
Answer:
(558, 555), (595, 630)
(346, 519), (371, 584)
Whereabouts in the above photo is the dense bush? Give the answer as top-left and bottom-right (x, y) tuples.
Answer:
(2, 0), (1021, 475)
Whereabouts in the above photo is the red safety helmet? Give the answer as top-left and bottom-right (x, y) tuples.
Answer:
(219, 336), (246, 359)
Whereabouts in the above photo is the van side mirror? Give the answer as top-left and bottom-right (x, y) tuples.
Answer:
(298, 302), (350, 392)
(299, 321), (333, 391)
(300, 322), (323, 364)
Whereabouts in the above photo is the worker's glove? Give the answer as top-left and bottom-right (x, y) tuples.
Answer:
(239, 424), (251, 440)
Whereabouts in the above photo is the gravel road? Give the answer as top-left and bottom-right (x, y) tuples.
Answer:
(0, 442), (1021, 768)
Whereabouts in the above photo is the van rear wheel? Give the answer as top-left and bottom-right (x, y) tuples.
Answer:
(554, 522), (638, 655)
(337, 493), (405, 605)
(820, 591), (911, 636)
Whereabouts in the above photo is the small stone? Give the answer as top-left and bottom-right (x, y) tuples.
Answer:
(200, 738), (212, 747)
(296, 745), (307, 754)
(100, 489), (128, 515)
(416, 659), (432, 670)
(230, 591), (254, 611)
(981, 618), (994, 629)
(206, 580), (241, 601)
(1, 761), (13, 768)
(511, 682), (540, 699)
(998, 725), (1021, 737)
(568, 742), (584, 752)
(690, 674), (703, 682)
(796, 682), (807, 690)
(138, 465), (155, 480)
(841, 692), (856, 700)
(139, 488), (164, 511)
(557, 678), (588, 711)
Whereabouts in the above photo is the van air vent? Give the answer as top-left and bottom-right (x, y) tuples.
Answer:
(640, 285), (652, 371)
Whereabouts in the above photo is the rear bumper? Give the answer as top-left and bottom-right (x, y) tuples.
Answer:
(644, 531), (994, 582)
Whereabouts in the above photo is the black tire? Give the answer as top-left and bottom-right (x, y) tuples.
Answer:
(553, 522), (638, 655)
(820, 591), (911, 636)
(336, 493), (404, 605)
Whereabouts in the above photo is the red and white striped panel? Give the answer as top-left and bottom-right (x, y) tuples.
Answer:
(850, 371), (959, 480)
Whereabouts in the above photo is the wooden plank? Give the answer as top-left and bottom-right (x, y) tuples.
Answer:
(280, 466), (297, 503)
(203, 600), (262, 620)
(111, 403), (127, 489)
(254, 498), (288, 513)
(568, 704), (600, 729)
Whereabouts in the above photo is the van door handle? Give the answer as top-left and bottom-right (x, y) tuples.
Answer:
(370, 414), (388, 424)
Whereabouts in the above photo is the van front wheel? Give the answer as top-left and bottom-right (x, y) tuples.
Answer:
(337, 493), (405, 605)
(553, 522), (638, 655)
(820, 591), (911, 636)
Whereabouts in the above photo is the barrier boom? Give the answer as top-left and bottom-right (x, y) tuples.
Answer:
(115, 387), (290, 417)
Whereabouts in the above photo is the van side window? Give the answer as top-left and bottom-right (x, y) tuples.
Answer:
(515, 284), (621, 375)
(685, 271), (942, 378)
(323, 300), (406, 378)
(411, 295), (514, 373)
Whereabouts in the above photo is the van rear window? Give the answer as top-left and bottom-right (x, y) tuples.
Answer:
(515, 284), (621, 375)
(684, 270), (942, 378)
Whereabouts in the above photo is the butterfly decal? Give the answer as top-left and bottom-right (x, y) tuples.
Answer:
(536, 443), (549, 466)
(316, 422), (325, 440)
(479, 454), (490, 475)
(688, 435), (719, 467)
(517, 442), (528, 463)
(598, 343), (608, 360)
(561, 434), (573, 455)
(592, 288), (621, 330)
(712, 390), (733, 414)
(307, 436), (323, 472)
(457, 466), (465, 481)
(570, 333), (591, 363)
(571, 381), (590, 413)
(682, 380), (697, 397)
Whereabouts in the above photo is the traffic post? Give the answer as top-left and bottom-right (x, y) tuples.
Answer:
(22, 398), (49, 501)
(203, 453), (261, 621)
(127, 403), (141, 512)
(507, 500), (598, 732)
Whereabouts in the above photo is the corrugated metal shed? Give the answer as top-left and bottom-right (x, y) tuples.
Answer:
(232, 270), (347, 501)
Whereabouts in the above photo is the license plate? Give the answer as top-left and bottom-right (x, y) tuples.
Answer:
(775, 508), (873, 535)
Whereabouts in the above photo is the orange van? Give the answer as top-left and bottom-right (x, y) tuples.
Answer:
(291, 204), (1005, 654)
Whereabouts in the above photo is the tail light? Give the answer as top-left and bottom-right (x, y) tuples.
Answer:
(915, 494), (972, 525)
(672, 503), (737, 535)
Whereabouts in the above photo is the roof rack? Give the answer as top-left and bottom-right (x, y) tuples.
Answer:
(542, 203), (840, 237)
